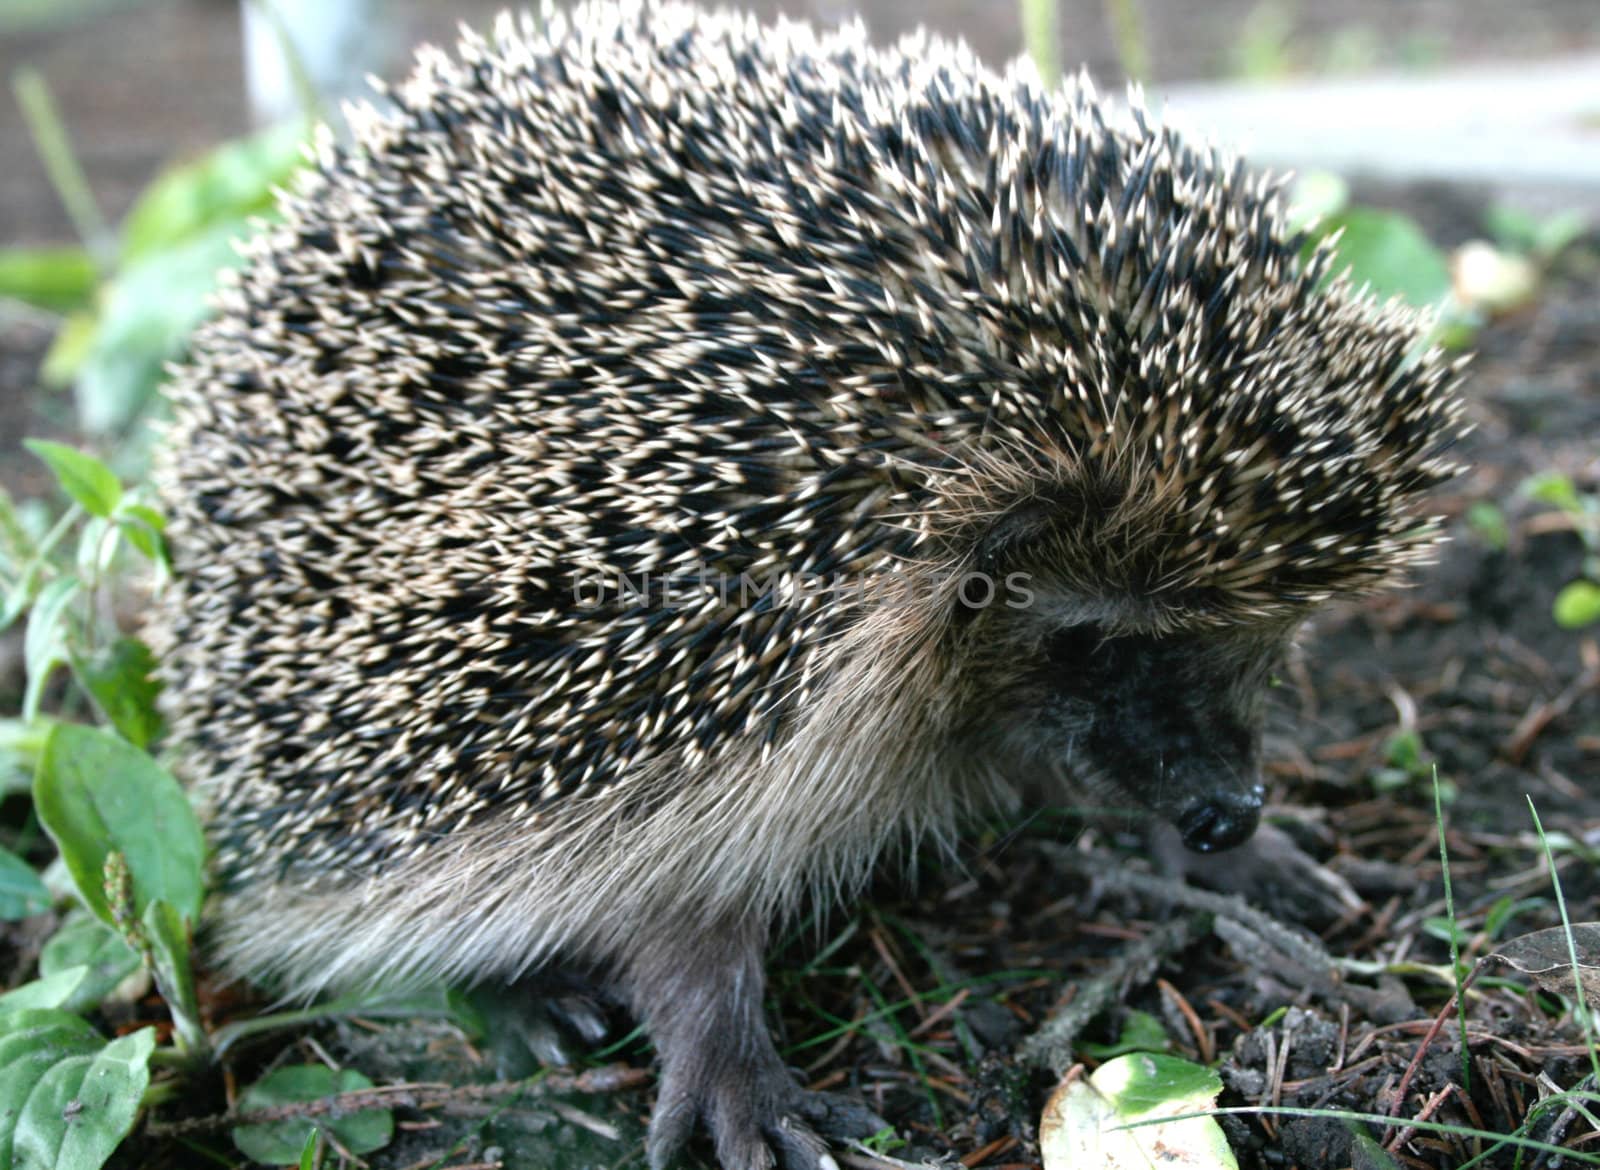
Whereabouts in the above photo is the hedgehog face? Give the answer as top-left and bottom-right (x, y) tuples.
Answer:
(959, 598), (1292, 853)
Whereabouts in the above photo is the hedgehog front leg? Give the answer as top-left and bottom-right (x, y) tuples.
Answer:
(626, 919), (871, 1170)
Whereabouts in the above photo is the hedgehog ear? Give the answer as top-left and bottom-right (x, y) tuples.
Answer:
(947, 496), (1062, 621)
(954, 500), (1055, 621)
(973, 499), (1054, 575)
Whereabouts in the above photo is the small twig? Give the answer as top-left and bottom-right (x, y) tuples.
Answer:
(1156, 978), (1212, 1064)
(1382, 959), (1490, 1136)
(1018, 910), (1202, 1074)
(959, 1134), (1017, 1166)
(840, 1138), (958, 1169)
(1385, 1083), (1455, 1155)
(907, 988), (970, 1040)
(144, 1064), (650, 1137)
(1502, 663), (1600, 765)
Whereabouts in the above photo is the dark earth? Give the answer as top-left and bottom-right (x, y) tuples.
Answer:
(2, 3), (1599, 1169)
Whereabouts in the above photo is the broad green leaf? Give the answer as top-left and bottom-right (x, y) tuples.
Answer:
(73, 223), (248, 435)
(1554, 580), (1600, 629)
(1093, 1052), (1223, 1115)
(1040, 1052), (1237, 1170)
(23, 441), (120, 518)
(39, 911), (141, 1014)
(233, 1066), (394, 1165)
(1347, 1130), (1403, 1170)
(0, 247), (96, 314)
(74, 638), (164, 749)
(0, 967), (88, 1011)
(23, 576), (80, 722)
(121, 119), (309, 261)
(32, 723), (205, 925)
(0, 846), (50, 919)
(0, 1011), (155, 1170)
(1317, 207), (1452, 309)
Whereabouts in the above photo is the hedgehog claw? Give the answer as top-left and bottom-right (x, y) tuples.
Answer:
(646, 1081), (843, 1170)
(632, 926), (874, 1170)
(791, 1089), (890, 1142)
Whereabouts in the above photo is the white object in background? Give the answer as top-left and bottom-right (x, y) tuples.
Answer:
(241, 0), (388, 127)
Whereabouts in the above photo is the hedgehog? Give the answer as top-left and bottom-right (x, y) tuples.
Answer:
(151, 3), (1466, 1167)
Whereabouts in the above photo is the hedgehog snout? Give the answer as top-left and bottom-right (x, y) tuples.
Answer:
(1174, 784), (1265, 853)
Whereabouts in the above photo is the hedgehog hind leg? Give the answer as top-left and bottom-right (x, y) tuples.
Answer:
(627, 920), (883, 1170)
(469, 968), (614, 1074)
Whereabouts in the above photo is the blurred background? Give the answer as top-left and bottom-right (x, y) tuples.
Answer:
(4, 0), (1599, 243)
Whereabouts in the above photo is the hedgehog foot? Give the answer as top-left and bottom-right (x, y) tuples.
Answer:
(629, 924), (881, 1170)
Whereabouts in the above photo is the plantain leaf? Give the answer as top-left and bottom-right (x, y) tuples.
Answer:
(233, 1066), (394, 1165)
(32, 723), (205, 925)
(0, 1010), (155, 1170)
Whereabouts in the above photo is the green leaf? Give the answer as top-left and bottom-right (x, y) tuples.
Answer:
(1076, 1010), (1170, 1060)
(233, 1067), (394, 1165)
(73, 222), (252, 435)
(112, 503), (168, 567)
(1041, 1052), (1237, 1169)
(32, 723), (205, 925)
(1521, 471), (1581, 513)
(1094, 1052), (1223, 1116)
(121, 119), (308, 261)
(0, 846), (51, 920)
(0, 1011), (155, 1170)
(0, 246), (97, 314)
(23, 441), (121, 518)
(73, 638), (164, 749)
(1316, 207), (1452, 309)
(23, 576), (80, 722)
(39, 911), (142, 1014)
(0, 968), (89, 1011)
(1553, 580), (1600, 629)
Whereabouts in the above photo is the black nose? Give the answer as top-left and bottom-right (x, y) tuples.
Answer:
(1176, 787), (1263, 853)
